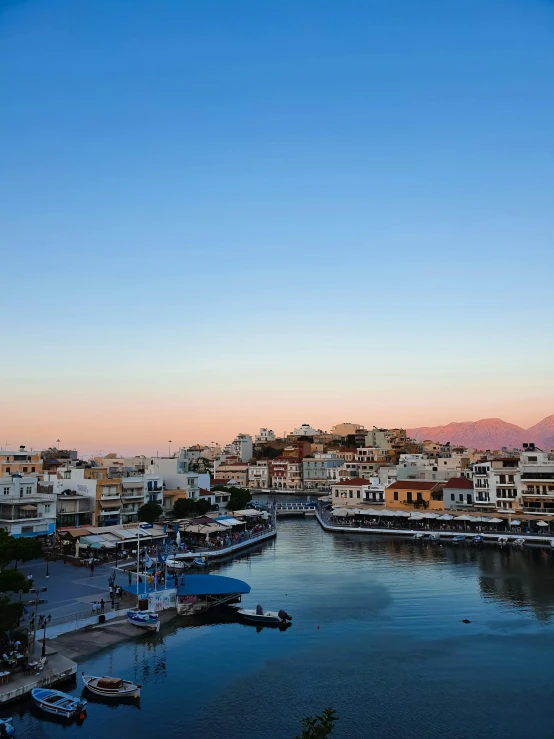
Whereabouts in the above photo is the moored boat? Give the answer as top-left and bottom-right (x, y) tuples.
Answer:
(238, 607), (292, 625)
(193, 556), (208, 567)
(31, 688), (87, 720)
(413, 532), (424, 540)
(166, 557), (189, 570)
(82, 673), (141, 699)
(0, 718), (14, 736)
(513, 538), (526, 547)
(453, 534), (466, 542)
(498, 536), (508, 546)
(472, 535), (484, 543)
(127, 607), (160, 632)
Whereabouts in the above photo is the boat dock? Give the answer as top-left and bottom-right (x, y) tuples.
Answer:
(315, 510), (554, 547)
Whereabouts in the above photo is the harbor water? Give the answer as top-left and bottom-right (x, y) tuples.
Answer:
(3, 516), (554, 738)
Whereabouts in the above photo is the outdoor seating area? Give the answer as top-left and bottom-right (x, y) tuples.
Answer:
(327, 508), (554, 536)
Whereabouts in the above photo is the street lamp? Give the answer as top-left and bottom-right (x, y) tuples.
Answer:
(39, 614), (52, 659)
(168, 440), (172, 457)
(29, 587), (48, 651)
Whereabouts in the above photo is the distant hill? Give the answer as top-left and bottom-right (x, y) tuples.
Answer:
(407, 415), (554, 451)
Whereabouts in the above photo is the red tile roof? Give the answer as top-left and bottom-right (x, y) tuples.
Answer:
(212, 478), (231, 486)
(386, 480), (440, 490)
(199, 488), (214, 496)
(444, 477), (474, 489)
(333, 477), (370, 487)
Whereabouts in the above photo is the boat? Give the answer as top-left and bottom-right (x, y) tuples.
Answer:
(513, 538), (526, 547)
(82, 673), (141, 699)
(498, 536), (508, 546)
(430, 533), (441, 542)
(127, 607), (160, 632)
(413, 532), (425, 540)
(453, 535), (466, 542)
(238, 608), (292, 625)
(0, 718), (14, 736)
(165, 557), (189, 570)
(193, 556), (208, 567)
(472, 535), (484, 543)
(31, 688), (87, 720)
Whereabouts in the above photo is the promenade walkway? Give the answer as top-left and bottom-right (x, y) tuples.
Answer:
(315, 510), (554, 547)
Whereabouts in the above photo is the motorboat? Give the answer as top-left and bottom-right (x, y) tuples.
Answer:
(453, 535), (466, 542)
(82, 673), (141, 699)
(127, 607), (160, 632)
(430, 533), (441, 542)
(238, 608), (292, 625)
(413, 532), (425, 540)
(0, 718), (14, 736)
(498, 536), (508, 546)
(193, 557), (208, 567)
(513, 538), (526, 547)
(31, 688), (87, 720)
(472, 535), (484, 543)
(166, 557), (189, 570)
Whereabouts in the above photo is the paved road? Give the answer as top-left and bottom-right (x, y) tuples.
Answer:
(14, 558), (127, 621)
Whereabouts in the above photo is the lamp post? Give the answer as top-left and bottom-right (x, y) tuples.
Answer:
(29, 587), (48, 652)
(168, 440), (172, 457)
(39, 614), (51, 659)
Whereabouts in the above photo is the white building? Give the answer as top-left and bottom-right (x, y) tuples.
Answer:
(148, 451), (201, 501)
(520, 444), (554, 515)
(255, 428), (276, 443)
(223, 434), (253, 463)
(248, 460), (271, 488)
(0, 475), (56, 537)
(290, 424), (323, 438)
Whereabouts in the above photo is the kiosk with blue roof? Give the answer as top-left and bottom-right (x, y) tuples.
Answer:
(175, 574), (251, 615)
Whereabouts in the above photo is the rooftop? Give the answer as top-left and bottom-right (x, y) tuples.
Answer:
(333, 477), (370, 487)
(444, 477), (474, 489)
(386, 480), (440, 490)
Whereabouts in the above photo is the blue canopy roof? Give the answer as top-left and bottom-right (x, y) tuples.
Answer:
(177, 574), (251, 596)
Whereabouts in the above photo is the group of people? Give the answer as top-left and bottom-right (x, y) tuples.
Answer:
(1, 638), (24, 667)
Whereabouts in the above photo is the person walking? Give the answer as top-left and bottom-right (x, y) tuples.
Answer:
(100, 599), (105, 613)
(89, 559), (95, 577)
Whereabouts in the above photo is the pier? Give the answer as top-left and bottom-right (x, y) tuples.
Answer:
(0, 646), (76, 705)
(173, 528), (276, 560)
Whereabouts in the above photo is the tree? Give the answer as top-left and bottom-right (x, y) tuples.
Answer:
(295, 708), (337, 739)
(227, 486), (252, 511)
(196, 498), (211, 515)
(0, 530), (42, 570)
(173, 498), (211, 518)
(137, 502), (163, 523)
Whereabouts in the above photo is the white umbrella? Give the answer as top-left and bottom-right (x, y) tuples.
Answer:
(509, 520), (521, 526)
(536, 520), (548, 527)
(454, 515), (473, 522)
(421, 512), (439, 519)
(488, 518), (503, 523)
(437, 514), (454, 521)
(409, 513), (424, 520)
(395, 510), (411, 517)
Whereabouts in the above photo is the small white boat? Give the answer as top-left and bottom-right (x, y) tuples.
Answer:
(193, 557), (208, 567)
(513, 538), (526, 547)
(82, 673), (140, 699)
(453, 534), (466, 542)
(166, 557), (189, 570)
(0, 718), (14, 736)
(472, 535), (484, 543)
(238, 608), (292, 625)
(31, 688), (87, 720)
(498, 536), (508, 546)
(413, 532), (425, 540)
(430, 533), (441, 541)
(127, 608), (160, 632)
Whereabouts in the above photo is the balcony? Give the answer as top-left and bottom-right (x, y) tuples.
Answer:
(121, 491), (144, 500)
(101, 493), (121, 501)
(522, 491), (554, 498)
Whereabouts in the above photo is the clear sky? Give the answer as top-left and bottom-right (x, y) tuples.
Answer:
(1, 0), (553, 455)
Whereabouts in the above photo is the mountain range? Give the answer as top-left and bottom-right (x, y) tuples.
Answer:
(407, 415), (554, 451)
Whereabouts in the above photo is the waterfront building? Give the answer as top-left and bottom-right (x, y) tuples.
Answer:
(332, 477), (371, 504)
(269, 458), (288, 489)
(248, 460), (271, 488)
(334, 448), (357, 462)
(385, 480), (443, 511)
(282, 442), (312, 460)
(443, 478), (476, 510)
(0, 474), (56, 537)
(468, 456), (522, 511)
(303, 453), (343, 489)
(213, 463), (249, 488)
(255, 428), (276, 443)
(520, 444), (554, 514)
(95, 479), (123, 527)
(0, 446), (43, 477)
(151, 451), (203, 498)
(285, 457), (303, 489)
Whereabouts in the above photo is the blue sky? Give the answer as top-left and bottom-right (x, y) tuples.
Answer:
(1, 0), (553, 452)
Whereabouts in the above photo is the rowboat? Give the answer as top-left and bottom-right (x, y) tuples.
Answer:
(472, 535), (484, 543)
(498, 536), (509, 546)
(31, 688), (87, 720)
(413, 532), (425, 540)
(82, 673), (141, 699)
(166, 557), (189, 570)
(0, 718), (14, 736)
(513, 538), (526, 547)
(238, 608), (292, 625)
(193, 557), (208, 567)
(453, 535), (466, 542)
(127, 608), (160, 632)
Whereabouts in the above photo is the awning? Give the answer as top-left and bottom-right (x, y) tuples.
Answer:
(177, 574), (251, 597)
(79, 535), (116, 549)
(19, 504), (38, 511)
(59, 527), (92, 538)
(100, 500), (122, 509)
(232, 509), (262, 517)
(213, 517), (244, 527)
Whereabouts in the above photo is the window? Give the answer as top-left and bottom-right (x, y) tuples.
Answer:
(450, 494), (455, 501)
(5, 468), (10, 474)
(64, 471), (71, 479)
(356, 491), (360, 498)
(21, 525), (34, 534)
(467, 494), (472, 504)
(44, 504), (50, 513)
(3, 488), (10, 495)
(26, 487), (32, 495)
(393, 492), (398, 501)
(499, 475), (506, 484)
(459, 494), (463, 502)
(407, 492), (413, 503)
(22, 467), (28, 473)
(335, 491), (339, 497)
(416, 492), (422, 502)
(349, 491), (353, 498)
(31, 467), (35, 472)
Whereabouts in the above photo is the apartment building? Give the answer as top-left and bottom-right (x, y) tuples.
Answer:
(255, 428), (276, 443)
(214, 463), (249, 488)
(0, 475), (56, 537)
(248, 460), (271, 488)
(332, 478), (370, 504)
(303, 453), (343, 489)
(520, 444), (554, 515)
(0, 447), (43, 477)
(385, 480), (443, 511)
(224, 434), (253, 463)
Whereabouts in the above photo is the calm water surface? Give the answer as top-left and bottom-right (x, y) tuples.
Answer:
(4, 517), (554, 738)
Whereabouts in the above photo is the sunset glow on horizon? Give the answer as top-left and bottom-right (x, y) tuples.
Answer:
(2, 0), (553, 456)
